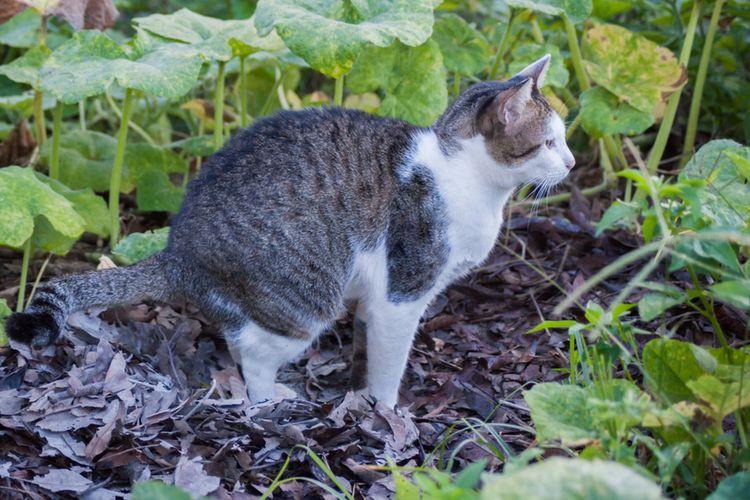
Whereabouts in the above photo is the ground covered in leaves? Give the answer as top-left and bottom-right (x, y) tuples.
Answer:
(0, 188), (736, 499)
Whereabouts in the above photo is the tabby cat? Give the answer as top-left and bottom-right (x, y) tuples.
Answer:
(7, 55), (574, 407)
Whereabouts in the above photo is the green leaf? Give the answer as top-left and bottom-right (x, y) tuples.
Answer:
(638, 292), (686, 322)
(595, 199), (639, 235)
(34, 173), (109, 238)
(348, 40), (447, 126)
(135, 9), (285, 62)
(0, 9), (40, 48)
(125, 143), (187, 212)
(40, 31), (202, 103)
(254, 0), (436, 78)
(582, 22), (685, 114)
(708, 472), (750, 500)
(132, 481), (191, 500)
(432, 14), (488, 76)
(506, 0), (592, 24)
(0, 298), (11, 346)
(167, 135), (214, 157)
(40, 130), (133, 193)
(454, 459), (487, 489)
(711, 280), (750, 311)
(680, 140), (750, 228)
(0, 166), (85, 254)
(0, 45), (50, 88)
(112, 228), (170, 266)
(393, 469), (420, 500)
(480, 458), (664, 500)
(524, 382), (595, 445)
(508, 44), (568, 88)
(580, 87), (653, 138)
(642, 338), (710, 403)
(686, 374), (750, 418)
(526, 319), (577, 333)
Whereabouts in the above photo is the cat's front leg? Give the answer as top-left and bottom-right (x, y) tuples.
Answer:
(362, 299), (427, 407)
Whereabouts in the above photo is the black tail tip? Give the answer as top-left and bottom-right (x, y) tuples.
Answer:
(5, 311), (60, 348)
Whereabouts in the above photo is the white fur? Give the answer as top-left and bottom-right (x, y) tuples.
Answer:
(236, 109), (571, 407)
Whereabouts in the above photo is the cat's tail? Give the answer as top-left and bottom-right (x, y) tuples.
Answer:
(6, 252), (179, 348)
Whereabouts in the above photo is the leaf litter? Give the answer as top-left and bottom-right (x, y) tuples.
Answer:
(0, 194), (729, 498)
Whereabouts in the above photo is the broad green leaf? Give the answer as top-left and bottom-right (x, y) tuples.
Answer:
(686, 374), (750, 418)
(580, 87), (653, 137)
(638, 292), (686, 322)
(39, 130), (134, 193)
(0, 91), (37, 116)
(135, 9), (285, 62)
(0, 9), (39, 48)
(582, 22), (685, 114)
(0, 45), (50, 88)
(125, 143), (187, 212)
(432, 14), (488, 76)
(680, 140), (750, 228)
(595, 199), (638, 235)
(642, 338), (710, 403)
(132, 481), (191, 500)
(727, 150), (750, 182)
(254, 0), (435, 78)
(708, 472), (750, 500)
(111, 227), (170, 266)
(0, 166), (85, 253)
(524, 382), (594, 445)
(711, 279), (750, 310)
(0, 298), (11, 346)
(348, 40), (447, 126)
(592, 0), (631, 19)
(506, 0), (592, 24)
(508, 44), (568, 88)
(40, 31), (202, 103)
(480, 458), (664, 500)
(34, 173), (108, 238)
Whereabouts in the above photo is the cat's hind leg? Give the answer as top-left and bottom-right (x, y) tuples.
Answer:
(229, 321), (318, 403)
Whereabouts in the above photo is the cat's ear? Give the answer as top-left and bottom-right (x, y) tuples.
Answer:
(495, 78), (533, 133)
(515, 53), (551, 90)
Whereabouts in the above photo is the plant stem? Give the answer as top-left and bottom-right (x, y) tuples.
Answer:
(239, 56), (248, 128)
(32, 89), (46, 145)
(687, 264), (730, 349)
(517, 178), (611, 206)
(530, 15), (545, 44)
(489, 9), (515, 80)
(453, 71), (461, 96)
(646, 0), (701, 174)
(39, 15), (47, 48)
(104, 91), (156, 146)
(49, 101), (62, 180)
(333, 74), (344, 107)
(79, 99), (86, 130)
(682, 0), (724, 164)
(214, 60), (226, 151)
(566, 112), (582, 139)
(563, 14), (589, 92)
(16, 238), (32, 312)
(108, 88), (134, 247)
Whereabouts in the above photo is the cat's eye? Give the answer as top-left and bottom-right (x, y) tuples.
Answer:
(544, 139), (555, 149)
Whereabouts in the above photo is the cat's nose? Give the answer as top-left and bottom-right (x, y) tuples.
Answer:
(565, 157), (575, 170)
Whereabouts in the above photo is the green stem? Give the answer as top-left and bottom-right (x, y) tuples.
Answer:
(682, 0), (724, 164)
(16, 238), (32, 312)
(646, 0), (701, 174)
(79, 99), (86, 130)
(563, 14), (589, 92)
(333, 74), (344, 107)
(105, 91), (156, 146)
(39, 15), (47, 48)
(517, 178), (611, 206)
(239, 56), (248, 128)
(687, 264), (729, 349)
(49, 101), (62, 180)
(489, 9), (515, 80)
(214, 60), (226, 150)
(453, 71), (461, 96)
(32, 89), (46, 145)
(108, 88), (134, 247)
(566, 112), (582, 139)
(530, 15), (545, 44)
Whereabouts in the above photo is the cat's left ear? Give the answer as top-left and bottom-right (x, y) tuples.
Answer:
(515, 54), (551, 90)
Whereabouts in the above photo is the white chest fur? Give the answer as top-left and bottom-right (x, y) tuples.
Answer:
(413, 132), (513, 288)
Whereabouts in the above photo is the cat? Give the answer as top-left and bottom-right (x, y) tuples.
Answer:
(6, 54), (574, 407)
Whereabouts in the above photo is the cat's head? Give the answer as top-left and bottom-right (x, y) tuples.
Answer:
(436, 55), (575, 191)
